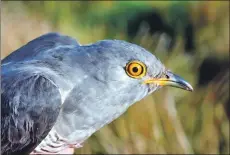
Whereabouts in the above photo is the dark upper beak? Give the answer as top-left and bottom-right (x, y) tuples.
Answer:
(144, 70), (193, 92)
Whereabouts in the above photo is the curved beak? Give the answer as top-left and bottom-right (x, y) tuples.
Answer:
(144, 71), (193, 91)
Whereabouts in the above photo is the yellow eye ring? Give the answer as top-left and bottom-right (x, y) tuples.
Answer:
(125, 60), (147, 78)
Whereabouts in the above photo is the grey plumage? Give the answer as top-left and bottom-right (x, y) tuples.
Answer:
(1, 74), (61, 155)
(1, 32), (192, 154)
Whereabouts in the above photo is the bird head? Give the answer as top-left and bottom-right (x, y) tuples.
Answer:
(82, 40), (193, 97)
(57, 39), (193, 141)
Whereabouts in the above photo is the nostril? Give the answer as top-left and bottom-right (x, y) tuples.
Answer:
(165, 74), (170, 79)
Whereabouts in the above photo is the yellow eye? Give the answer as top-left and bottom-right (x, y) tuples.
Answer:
(125, 60), (147, 78)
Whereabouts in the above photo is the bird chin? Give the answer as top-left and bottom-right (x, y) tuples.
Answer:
(147, 83), (161, 94)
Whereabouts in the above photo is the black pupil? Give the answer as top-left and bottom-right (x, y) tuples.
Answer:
(132, 67), (139, 73)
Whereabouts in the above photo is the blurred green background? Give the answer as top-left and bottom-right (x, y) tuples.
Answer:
(1, 1), (229, 154)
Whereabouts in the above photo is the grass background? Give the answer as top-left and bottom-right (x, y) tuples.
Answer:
(1, 1), (229, 154)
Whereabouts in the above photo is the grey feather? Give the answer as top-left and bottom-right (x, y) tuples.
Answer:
(1, 33), (166, 154)
(1, 71), (62, 155)
(2, 32), (80, 64)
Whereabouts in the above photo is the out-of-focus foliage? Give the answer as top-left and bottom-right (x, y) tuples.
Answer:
(1, 1), (229, 154)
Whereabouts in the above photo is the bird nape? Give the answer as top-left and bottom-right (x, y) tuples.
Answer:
(1, 32), (193, 155)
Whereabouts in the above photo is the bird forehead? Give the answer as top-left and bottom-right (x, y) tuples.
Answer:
(93, 40), (160, 65)
(83, 40), (165, 79)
